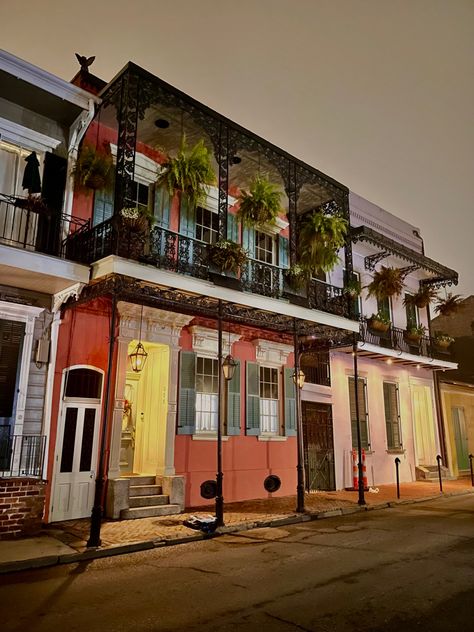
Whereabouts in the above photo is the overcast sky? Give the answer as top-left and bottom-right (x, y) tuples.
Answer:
(2, 0), (472, 293)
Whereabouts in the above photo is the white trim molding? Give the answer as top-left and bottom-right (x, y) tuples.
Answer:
(190, 325), (241, 359)
(253, 339), (293, 368)
(0, 117), (62, 153)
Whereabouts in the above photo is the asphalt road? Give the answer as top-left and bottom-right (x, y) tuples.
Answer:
(1, 494), (474, 632)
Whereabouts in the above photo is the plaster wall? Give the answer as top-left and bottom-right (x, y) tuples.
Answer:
(440, 384), (474, 476)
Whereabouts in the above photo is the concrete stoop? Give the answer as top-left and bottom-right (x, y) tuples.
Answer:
(415, 465), (454, 481)
(119, 476), (181, 520)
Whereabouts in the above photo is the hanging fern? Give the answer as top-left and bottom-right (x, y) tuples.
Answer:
(157, 138), (216, 210)
(298, 211), (348, 274)
(403, 286), (438, 309)
(236, 174), (282, 228)
(434, 293), (464, 317)
(367, 266), (404, 301)
(73, 142), (114, 192)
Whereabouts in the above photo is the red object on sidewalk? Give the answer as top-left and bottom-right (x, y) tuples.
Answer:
(352, 448), (368, 490)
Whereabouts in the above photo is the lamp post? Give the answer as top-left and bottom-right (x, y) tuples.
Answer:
(215, 301), (236, 527)
(293, 319), (305, 513)
(352, 334), (366, 506)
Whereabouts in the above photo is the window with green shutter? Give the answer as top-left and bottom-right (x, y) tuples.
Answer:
(383, 382), (402, 450)
(153, 184), (170, 229)
(227, 359), (241, 435)
(348, 376), (370, 449)
(227, 213), (239, 243)
(177, 351), (196, 435)
(246, 361), (260, 435)
(284, 367), (296, 436)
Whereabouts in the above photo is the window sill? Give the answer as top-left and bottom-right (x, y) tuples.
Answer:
(192, 434), (230, 441)
(258, 435), (288, 442)
(386, 449), (404, 455)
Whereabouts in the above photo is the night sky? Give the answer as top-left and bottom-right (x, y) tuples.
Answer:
(2, 0), (472, 293)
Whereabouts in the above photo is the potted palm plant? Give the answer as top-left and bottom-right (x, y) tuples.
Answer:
(236, 174), (282, 228)
(282, 264), (310, 306)
(368, 311), (391, 333)
(157, 137), (216, 210)
(367, 266), (404, 302)
(73, 142), (114, 192)
(298, 211), (348, 275)
(208, 239), (247, 274)
(434, 293), (464, 317)
(343, 276), (362, 299)
(403, 286), (438, 309)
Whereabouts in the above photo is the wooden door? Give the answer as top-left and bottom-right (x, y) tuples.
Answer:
(452, 407), (469, 471)
(302, 402), (335, 491)
(51, 403), (100, 521)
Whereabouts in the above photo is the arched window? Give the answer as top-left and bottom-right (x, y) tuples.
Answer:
(64, 368), (102, 399)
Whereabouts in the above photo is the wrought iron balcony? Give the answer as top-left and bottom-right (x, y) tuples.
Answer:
(0, 434), (46, 478)
(0, 193), (89, 258)
(359, 318), (453, 361)
(64, 220), (352, 319)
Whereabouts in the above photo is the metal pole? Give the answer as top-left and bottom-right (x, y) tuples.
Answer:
(215, 300), (224, 527)
(436, 454), (443, 493)
(395, 457), (401, 499)
(470, 454), (474, 487)
(87, 295), (117, 548)
(352, 334), (366, 506)
(293, 319), (305, 513)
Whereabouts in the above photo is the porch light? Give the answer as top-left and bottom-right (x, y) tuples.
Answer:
(293, 369), (305, 389)
(129, 305), (148, 373)
(129, 342), (148, 373)
(222, 354), (237, 381)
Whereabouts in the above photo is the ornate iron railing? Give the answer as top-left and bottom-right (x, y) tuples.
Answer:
(359, 319), (453, 361)
(0, 434), (46, 478)
(64, 222), (352, 319)
(0, 193), (89, 258)
(301, 351), (331, 386)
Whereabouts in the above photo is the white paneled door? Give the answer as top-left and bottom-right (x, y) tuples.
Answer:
(51, 403), (100, 521)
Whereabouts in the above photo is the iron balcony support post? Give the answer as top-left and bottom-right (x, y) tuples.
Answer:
(469, 454), (474, 487)
(352, 335), (366, 506)
(215, 299), (224, 527)
(395, 457), (401, 499)
(87, 295), (117, 548)
(436, 454), (443, 493)
(293, 319), (305, 513)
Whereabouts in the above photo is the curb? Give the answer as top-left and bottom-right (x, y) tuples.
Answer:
(2, 489), (473, 574)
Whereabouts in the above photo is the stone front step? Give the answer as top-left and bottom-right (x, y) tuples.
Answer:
(127, 476), (157, 486)
(127, 484), (163, 496)
(120, 504), (181, 520)
(129, 494), (170, 508)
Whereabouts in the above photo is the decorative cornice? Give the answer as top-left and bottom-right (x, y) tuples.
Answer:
(189, 325), (241, 358)
(252, 338), (293, 367)
(53, 283), (85, 313)
(351, 225), (458, 286)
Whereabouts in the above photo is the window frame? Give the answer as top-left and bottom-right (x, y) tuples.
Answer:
(194, 356), (219, 434)
(259, 364), (280, 435)
(348, 375), (370, 450)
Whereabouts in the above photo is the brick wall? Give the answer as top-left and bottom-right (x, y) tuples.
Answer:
(0, 478), (46, 539)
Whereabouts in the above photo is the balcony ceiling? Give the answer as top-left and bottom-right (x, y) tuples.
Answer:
(0, 71), (85, 126)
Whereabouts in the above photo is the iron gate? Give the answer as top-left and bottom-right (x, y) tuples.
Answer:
(302, 402), (335, 491)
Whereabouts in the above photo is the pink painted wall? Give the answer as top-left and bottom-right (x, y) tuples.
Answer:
(175, 327), (297, 508)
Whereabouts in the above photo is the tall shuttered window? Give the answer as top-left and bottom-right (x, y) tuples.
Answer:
(383, 382), (402, 450)
(259, 366), (279, 434)
(348, 376), (370, 450)
(195, 357), (219, 433)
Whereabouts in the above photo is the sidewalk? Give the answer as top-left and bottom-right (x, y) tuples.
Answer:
(1, 478), (473, 573)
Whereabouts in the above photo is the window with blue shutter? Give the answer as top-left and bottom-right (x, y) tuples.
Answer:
(227, 360), (241, 435)
(227, 213), (239, 243)
(93, 190), (114, 226)
(383, 382), (402, 450)
(284, 367), (296, 436)
(246, 361), (260, 435)
(177, 351), (196, 435)
(278, 236), (289, 269)
(153, 184), (170, 229)
(179, 195), (195, 237)
(242, 226), (256, 257)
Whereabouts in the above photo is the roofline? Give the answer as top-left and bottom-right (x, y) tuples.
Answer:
(99, 61), (349, 195)
(0, 49), (101, 110)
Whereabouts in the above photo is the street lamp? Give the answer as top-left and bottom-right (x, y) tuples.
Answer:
(293, 369), (305, 390)
(222, 354), (237, 381)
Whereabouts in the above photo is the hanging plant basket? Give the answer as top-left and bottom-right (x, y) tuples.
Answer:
(433, 333), (454, 350)
(156, 137), (216, 210)
(298, 210), (348, 275)
(115, 207), (153, 259)
(403, 324), (426, 345)
(367, 266), (404, 301)
(343, 276), (362, 298)
(73, 142), (114, 192)
(434, 293), (464, 317)
(236, 174), (282, 228)
(403, 286), (438, 309)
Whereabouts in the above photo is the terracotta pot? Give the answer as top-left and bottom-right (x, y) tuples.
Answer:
(434, 338), (451, 350)
(404, 332), (421, 345)
(368, 318), (390, 333)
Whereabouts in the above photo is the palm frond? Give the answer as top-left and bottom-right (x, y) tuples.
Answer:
(434, 293), (464, 317)
(367, 267), (404, 300)
(236, 174), (282, 227)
